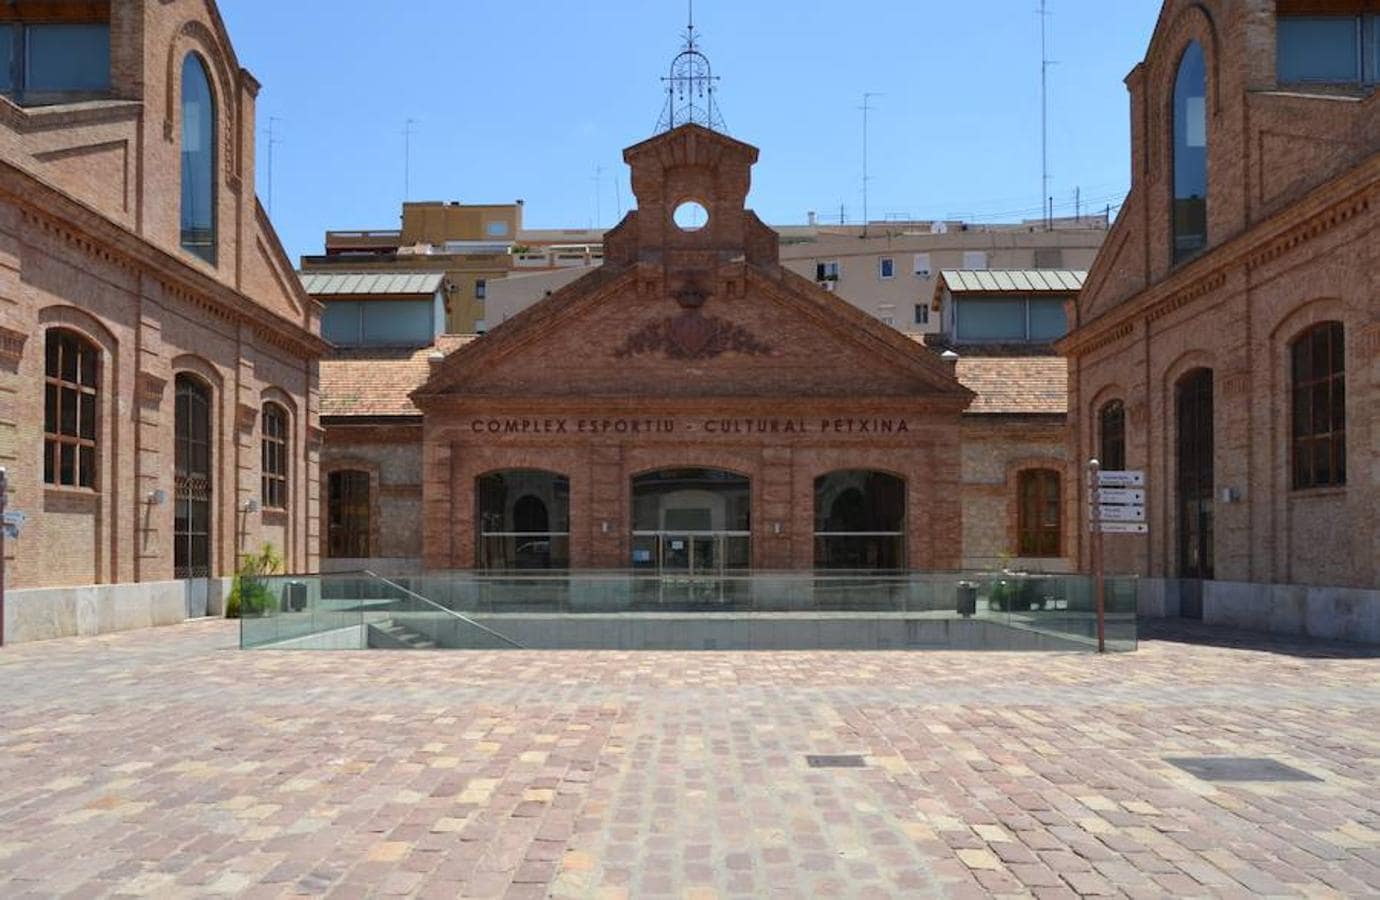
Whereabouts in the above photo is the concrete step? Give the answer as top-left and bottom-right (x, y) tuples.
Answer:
(375, 620), (437, 650)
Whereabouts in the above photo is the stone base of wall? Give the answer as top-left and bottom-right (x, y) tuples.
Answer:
(3, 578), (233, 645)
(1137, 578), (1380, 644)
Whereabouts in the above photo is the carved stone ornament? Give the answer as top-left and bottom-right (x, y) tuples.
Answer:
(0, 325), (26, 365)
(237, 402), (258, 433)
(614, 308), (774, 360)
(137, 370), (167, 405)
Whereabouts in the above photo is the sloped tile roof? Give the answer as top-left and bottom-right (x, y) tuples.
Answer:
(299, 271), (445, 297)
(320, 339), (1066, 418)
(954, 356), (1068, 415)
(320, 334), (478, 417)
(939, 269), (1086, 293)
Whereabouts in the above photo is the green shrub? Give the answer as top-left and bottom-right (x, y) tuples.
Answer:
(226, 543), (283, 618)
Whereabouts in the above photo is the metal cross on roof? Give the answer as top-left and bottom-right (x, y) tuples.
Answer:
(655, 0), (726, 133)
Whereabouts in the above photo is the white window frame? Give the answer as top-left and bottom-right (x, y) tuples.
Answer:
(913, 253), (932, 278)
(816, 260), (840, 282)
(879, 257), (895, 280)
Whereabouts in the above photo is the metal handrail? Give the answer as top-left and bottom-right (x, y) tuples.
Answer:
(363, 570), (524, 649)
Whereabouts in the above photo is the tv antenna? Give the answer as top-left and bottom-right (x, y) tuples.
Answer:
(402, 118), (419, 202)
(1039, 0), (1058, 229)
(266, 116), (283, 216)
(860, 92), (881, 237)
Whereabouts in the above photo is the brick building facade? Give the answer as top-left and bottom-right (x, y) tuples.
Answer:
(1, 0), (324, 642)
(321, 126), (1075, 576)
(1060, 0), (1379, 638)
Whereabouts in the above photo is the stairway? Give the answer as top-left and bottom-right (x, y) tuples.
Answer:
(368, 619), (438, 650)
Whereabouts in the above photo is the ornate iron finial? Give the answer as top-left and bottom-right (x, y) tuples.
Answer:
(655, 0), (726, 133)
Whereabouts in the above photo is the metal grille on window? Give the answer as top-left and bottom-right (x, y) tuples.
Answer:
(1291, 322), (1345, 489)
(261, 403), (288, 509)
(44, 330), (99, 488)
(174, 375), (213, 580)
(1099, 400), (1126, 472)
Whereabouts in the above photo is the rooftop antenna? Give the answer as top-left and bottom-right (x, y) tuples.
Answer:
(591, 164), (603, 227)
(266, 116), (283, 216)
(402, 118), (419, 202)
(860, 92), (881, 238)
(656, 0), (725, 132)
(1039, 0), (1057, 230)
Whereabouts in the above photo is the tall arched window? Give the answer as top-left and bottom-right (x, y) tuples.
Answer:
(180, 54), (216, 264)
(44, 329), (99, 488)
(1017, 469), (1061, 558)
(1099, 399), (1126, 471)
(1172, 41), (1207, 263)
(1291, 322), (1345, 489)
(261, 403), (288, 510)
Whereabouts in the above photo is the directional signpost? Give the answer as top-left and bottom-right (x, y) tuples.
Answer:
(1086, 460), (1149, 653)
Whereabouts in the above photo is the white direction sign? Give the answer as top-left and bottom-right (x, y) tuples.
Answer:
(1095, 488), (1145, 504)
(1099, 522), (1149, 534)
(1097, 469), (1145, 488)
(1098, 504), (1146, 522)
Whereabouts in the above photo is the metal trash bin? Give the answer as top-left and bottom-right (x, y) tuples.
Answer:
(283, 581), (307, 613)
(955, 581), (977, 618)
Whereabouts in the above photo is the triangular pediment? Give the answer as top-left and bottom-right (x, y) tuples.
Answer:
(413, 263), (973, 408)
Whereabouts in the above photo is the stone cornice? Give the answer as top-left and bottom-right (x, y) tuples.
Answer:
(1060, 156), (1379, 357)
(0, 160), (329, 360)
(0, 96), (142, 134)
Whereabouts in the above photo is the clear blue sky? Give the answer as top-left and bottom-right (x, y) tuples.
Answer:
(219, 0), (1164, 265)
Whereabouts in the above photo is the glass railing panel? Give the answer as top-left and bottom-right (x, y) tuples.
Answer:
(241, 569), (1136, 652)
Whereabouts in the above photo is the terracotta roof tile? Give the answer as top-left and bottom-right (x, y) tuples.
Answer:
(320, 334), (477, 417)
(954, 356), (1067, 415)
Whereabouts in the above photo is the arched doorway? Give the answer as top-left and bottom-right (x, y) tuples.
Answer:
(631, 468), (750, 574)
(475, 470), (569, 569)
(1176, 369), (1214, 612)
(174, 374), (213, 615)
(813, 470), (906, 569)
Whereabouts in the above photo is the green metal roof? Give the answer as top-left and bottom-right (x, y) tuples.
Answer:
(298, 271), (445, 297)
(938, 269), (1086, 294)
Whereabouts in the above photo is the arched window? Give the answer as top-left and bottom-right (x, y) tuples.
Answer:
(813, 470), (906, 569)
(327, 470), (370, 558)
(1172, 41), (1207, 263)
(1017, 469), (1061, 558)
(1099, 399), (1126, 471)
(1291, 322), (1345, 489)
(44, 329), (99, 488)
(180, 54), (216, 264)
(261, 403), (288, 510)
(476, 470), (570, 569)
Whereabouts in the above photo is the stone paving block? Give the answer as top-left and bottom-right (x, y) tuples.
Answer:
(0, 620), (1377, 898)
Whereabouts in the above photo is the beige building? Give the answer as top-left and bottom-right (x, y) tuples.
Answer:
(1060, 0), (1379, 642)
(303, 202), (603, 334)
(0, 0), (325, 643)
(484, 218), (1107, 332)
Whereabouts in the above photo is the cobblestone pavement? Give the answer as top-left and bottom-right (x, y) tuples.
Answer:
(1, 621), (1378, 899)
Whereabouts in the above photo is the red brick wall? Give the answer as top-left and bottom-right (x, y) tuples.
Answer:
(1066, 0), (1379, 589)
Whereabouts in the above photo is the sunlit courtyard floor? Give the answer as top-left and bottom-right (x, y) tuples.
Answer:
(1, 618), (1378, 898)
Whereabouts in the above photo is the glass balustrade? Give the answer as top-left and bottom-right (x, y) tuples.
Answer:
(240, 570), (1138, 652)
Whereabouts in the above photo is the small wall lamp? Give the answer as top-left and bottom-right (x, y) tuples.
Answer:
(147, 489), (167, 506)
(242, 498), (260, 514)
(772, 521), (783, 535)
